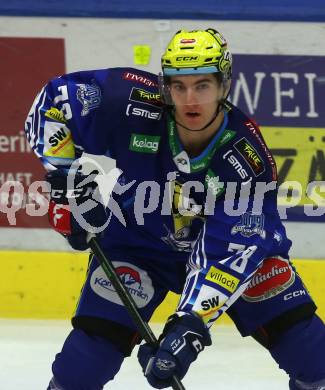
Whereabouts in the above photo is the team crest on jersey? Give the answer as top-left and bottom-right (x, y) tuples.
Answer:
(76, 81), (101, 116)
(231, 212), (266, 238)
(234, 138), (265, 176)
(242, 257), (296, 302)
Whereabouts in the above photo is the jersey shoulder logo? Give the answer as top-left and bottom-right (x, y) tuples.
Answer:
(76, 81), (102, 116)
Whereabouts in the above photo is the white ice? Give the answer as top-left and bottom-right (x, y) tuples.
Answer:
(0, 319), (288, 389)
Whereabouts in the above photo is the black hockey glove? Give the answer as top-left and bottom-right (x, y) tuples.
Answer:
(138, 311), (211, 389)
(46, 169), (108, 250)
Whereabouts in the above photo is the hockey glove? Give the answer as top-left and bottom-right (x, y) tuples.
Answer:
(137, 311), (211, 389)
(46, 169), (108, 250)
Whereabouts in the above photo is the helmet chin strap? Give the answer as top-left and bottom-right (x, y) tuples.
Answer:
(169, 100), (225, 132)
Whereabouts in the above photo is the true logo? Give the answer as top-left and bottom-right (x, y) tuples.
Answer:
(129, 87), (161, 107)
(234, 138), (265, 176)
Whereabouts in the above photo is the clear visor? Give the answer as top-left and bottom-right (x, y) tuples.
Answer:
(159, 72), (227, 107)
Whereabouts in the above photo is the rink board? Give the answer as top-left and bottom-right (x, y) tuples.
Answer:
(0, 251), (324, 323)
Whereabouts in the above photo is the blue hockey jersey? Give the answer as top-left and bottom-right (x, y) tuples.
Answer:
(24, 67), (292, 327)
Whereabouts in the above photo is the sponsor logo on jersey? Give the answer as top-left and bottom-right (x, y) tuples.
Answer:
(129, 133), (160, 153)
(126, 103), (162, 120)
(243, 257), (295, 302)
(122, 72), (158, 87)
(205, 169), (225, 197)
(76, 82), (101, 116)
(205, 266), (239, 293)
(129, 87), (162, 107)
(244, 120), (277, 180)
(48, 127), (69, 147)
(43, 123), (75, 159)
(200, 296), (220, 311)
(45, 107), (66, 123)
(223, 149), (251, 181)
(90, 262), (154, 308)
(231, 212), (266, 238)
(234, 138), (265, 176)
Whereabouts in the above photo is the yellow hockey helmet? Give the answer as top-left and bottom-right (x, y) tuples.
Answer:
(161, 28), (232, 80)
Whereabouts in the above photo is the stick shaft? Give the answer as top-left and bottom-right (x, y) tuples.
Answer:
(89, 238), (186, 390)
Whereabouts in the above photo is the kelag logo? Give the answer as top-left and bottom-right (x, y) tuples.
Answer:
(129, 133), (160, 153)
(231, 54), (325, 221)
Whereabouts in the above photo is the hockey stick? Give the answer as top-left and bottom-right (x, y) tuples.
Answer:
(88, 237), (186, 390)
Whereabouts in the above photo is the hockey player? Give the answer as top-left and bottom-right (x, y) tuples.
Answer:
(24, 28), (325, 389)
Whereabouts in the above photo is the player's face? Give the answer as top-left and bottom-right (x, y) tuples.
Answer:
(169, 74), (222, 129)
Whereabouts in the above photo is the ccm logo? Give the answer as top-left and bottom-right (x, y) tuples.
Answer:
(284, 290), (306, 301)
(176, 56), (198, 61)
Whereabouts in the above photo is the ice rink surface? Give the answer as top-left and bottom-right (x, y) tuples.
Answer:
(0, 319), (289, 389)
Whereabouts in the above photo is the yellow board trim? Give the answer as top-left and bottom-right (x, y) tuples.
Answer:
(0, 251), (324, 324)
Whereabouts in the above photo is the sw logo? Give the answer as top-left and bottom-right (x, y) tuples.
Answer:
(48, 127), (69, 147)
(201, 296), (219, 311)
(44, 122), (75, 159)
